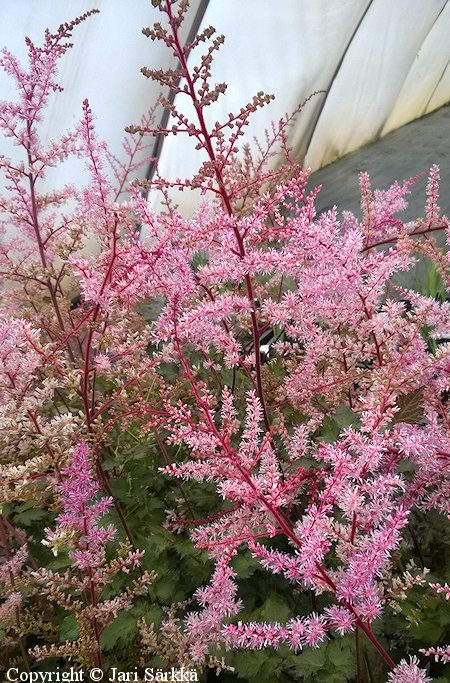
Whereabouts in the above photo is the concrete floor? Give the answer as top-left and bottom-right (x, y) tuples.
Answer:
(306, 103), (450, 290)
(308, 103), (450, 224)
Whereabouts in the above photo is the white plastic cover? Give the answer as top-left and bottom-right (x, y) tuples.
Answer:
(1, 0), (450, 216)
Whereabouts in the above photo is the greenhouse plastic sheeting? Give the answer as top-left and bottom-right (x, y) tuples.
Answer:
(1, 0), (450, 216)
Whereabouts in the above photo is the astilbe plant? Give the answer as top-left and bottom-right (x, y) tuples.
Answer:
(0, 10), (164, 673)
(1, 1), (450, 680)
(32, 442), (151, 667)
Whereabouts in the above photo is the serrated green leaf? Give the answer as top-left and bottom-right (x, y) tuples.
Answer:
(140, 605), (163, 630)
(286, 637), (357, 682)
(296, 646), (325, 677)
(408, 616), (444, 643)
(100, 609), (139, 651)
(233, 552), (258, 579)
(13, 502), (47, 527)
(154, 575), (185, 603)
(231, 650), (271, 680)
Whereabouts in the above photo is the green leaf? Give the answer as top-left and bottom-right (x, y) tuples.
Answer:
(100, 609), (140, 651)
(154, 575), (185, 603)
(318, 405), (360, 443)
(259, 593), (291, 623)
(232, 650), (268, 679)
(59, 612), (79, 642)
(289, 638), (356, 682)
(233, 551), (258, 579)
(231, 649), (292, 682)
(295, 646), (325, 678)
(408, 616), (445, 643)
(13, 502), (47, 527)
(425, 261), (446, 301)
(334, 405), (361, 429)
(47, 550), (72, 571)
(140, 605), (163, 630)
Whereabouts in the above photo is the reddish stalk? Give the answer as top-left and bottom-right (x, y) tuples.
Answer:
(164, 0), (271, 435)
(362, 222), (448, 252)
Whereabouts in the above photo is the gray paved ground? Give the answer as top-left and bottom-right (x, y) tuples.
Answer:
(306, 104), (450, 289)
(308, 103), (450, 224)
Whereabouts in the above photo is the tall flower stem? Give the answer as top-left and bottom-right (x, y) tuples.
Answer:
(164, 0), (271, 434)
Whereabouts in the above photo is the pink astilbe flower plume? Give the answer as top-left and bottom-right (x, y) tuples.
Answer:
(136, 5), (450, 680)
(45, 441), (116, 569)
(34, 442), (149, 667)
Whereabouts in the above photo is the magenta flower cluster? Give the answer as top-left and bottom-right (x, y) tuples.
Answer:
(46, 442), (116, 569)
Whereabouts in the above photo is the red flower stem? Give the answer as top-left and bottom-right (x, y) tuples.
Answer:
(164, 0), (271, 435)
(362, 222), (447, 252)
(25, 119), (77, 363)
(82, 506), (103, 669)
